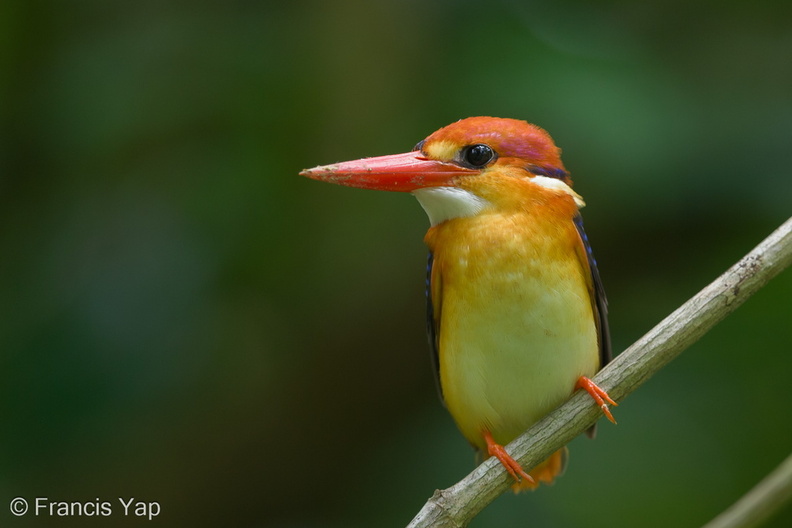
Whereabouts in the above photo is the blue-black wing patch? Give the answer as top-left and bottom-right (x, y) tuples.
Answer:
(425, 251), (445, 405)
(574, 214), (611, 369)
(574, 214), (611, 439)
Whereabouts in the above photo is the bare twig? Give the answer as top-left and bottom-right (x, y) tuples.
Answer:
(407, 217), (792, 528)
(702, 451), (792, 528)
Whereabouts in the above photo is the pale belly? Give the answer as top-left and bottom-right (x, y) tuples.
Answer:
(438, 254), (599, 451)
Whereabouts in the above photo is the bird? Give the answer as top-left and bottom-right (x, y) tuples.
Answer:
(300, 116), (616, 491)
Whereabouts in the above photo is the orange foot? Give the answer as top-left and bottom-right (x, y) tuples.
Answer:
(483, 430), (535, 486)
(576, 376), (618, 424)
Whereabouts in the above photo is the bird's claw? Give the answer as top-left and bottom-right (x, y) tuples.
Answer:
(483, 430), (534, 484)
(576, 375), (618, 424)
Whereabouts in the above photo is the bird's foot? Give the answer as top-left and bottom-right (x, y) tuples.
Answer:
(483, 430), (534, 485)
(576, 376), (618, 424)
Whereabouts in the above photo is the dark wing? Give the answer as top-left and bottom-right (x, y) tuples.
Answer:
(425, 251), (445, 405)
(574, 214), (611, 368)
(573, 214), (611, 439)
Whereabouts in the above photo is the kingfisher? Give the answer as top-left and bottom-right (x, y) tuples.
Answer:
(301, 117), (616, 491)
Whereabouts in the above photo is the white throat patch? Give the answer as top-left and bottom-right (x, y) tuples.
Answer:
(412, 187), (490, 227)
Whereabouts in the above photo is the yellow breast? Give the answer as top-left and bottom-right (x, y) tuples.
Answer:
(424, 176), (599, 451)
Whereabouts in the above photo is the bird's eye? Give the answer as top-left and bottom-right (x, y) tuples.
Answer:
(461, 144), (496, 168)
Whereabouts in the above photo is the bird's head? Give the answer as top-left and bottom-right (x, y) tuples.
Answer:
(301, 117), (584, 226)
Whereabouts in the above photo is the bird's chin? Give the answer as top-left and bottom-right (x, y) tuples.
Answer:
(412, 187), (490, 227)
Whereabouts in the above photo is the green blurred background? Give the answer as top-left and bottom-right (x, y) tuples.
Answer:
(2, 1), (791, 526)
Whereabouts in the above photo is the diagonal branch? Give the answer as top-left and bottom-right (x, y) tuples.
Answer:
(702, 451), (792, 528)
(407, 216), (792, 528)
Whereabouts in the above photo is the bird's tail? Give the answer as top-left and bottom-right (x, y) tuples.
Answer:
(511, 447), (569, 493)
